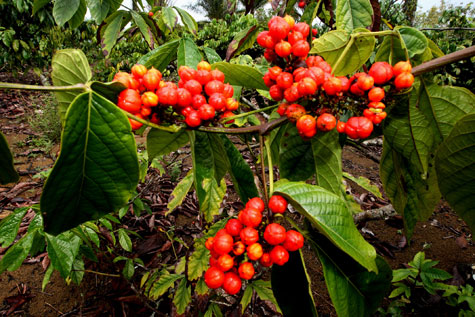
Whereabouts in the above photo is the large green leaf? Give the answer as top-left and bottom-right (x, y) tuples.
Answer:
(137, 39), (180, 72)
(174, 7), (198, 35)
(0, 207), (28, 248)
(51, 49), (91, 124)
(311, 129), (342, 196)
(311, 28), (375, 76)
(45, 232), (81, 279)
(279, 125), (315, 181)
(33, 0), (50, 15)
(220, 135), (259, 203)
(131, 11), (151, 47)
(0, 231), (36, 274)
(271, 250), (317, 317)
(90, 81), (125, 103)
(395, 26), (428, 58)
(375, 35), (406, 65)
(147, 128), (188, 161)
(310, 228), (392, 317)
(380, 141), (440, 238)
(102, 11), (129, 56)
(0, 131), (19, 184)
(335, 0), (373, 33)
(211, 62), (267, 90)
(436, 113), (475, 232)
(203, 47), (222, 64)
(86, 0), (110, 24)
(178, 38), (202, 69)
(68, 0), (87, 29)
(41, 91), (139, 235)
(274, 181), (377, 272)
(226, 25), (258, 61)
(53, 0), (80, 26)
(173, 278), (191, 315)
(161, 6), (178, 31)
(167, 170), (194, 215)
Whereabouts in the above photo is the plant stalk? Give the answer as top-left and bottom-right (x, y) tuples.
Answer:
(259, 134), (269, 206)
(0, 82), (87, 92)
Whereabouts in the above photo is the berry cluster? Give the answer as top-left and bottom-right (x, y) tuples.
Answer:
(257, 16), (415, 140)
(113, 61), (239, 130)
(204, 196), (304, 295)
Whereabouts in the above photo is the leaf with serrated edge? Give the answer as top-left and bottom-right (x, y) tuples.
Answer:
(240, 285), (253, 314)
(45, 232), (81, 279)
(173, 278), (191, 315)
(211, 62), (267, 90)
(149, 273), (183, 300)
(201, 178), (226, 222)
(41, 91), (139, 235)
(0, 207), (28, 247)
(188, 242), (210, 280)
(178, 38), (202, 69)
(312, 129), (342, 196)
(196, 278), (209, 295)
(336, 0), (373, 33)
(275, 181), (378, 272)
(436, 113), (475, 233)
(167, 170), (194, 215)
(147, 128), (188, 161)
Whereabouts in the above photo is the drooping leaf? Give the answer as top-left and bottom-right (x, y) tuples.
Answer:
(147, 128), (188, 161)
(226, 25), (258, 61)
(102, 11), (129, 56)
(42, 264), (54, 291)
(279, 124), (315, 181)
(311, 129), (342, 196)
(167, 170), (194, 215)
(51, 49), (90, 124)
(33, 0), (50, 15)
(149, 273), (183, 300)
(203, 47), (222, 64)
(161, 6), (178, 31)
(204, 303), (223, 317)
(0, 207), (28, 248)
(131, 11), (151, 46)
(41, 91), (139, 235)
(375, 34), (407, 65)
(86, 0), (110, 24)
(195, 278), (209, 295)
(271, 250), (316, 316)
(310, 228), (392, 317)
(0, 231), (36, 274)
(427, 38), (444, 58)
(343, 172), (382, 199)
(240, 285), (253, 313)
(53, 0), (80, 26)
(118, 228), (132, 252)
(436, 113), (475, 232)
(335, 0), (373, 33)
(220, 135), (259, 203)
(178, 38), (202, 69)
(211, 62), (267, 90)
(274, 181), (378, 272)
(68, 0), (87, 29)
(123, 258), (135, 279)
(396, 26), (428, 58)
(138, 39), (180, 72)
(45, 232), (81, 279)
(0, 131), (19, 184)
(90, 81), (125, 103)
(174, 7), (198, 35)
(188, 242), (209, 280)
(70, 257), (85, 284)
(173, 278), (191, 315)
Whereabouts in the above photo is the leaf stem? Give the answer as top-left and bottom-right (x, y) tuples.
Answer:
(259, 134), (269, 206)
(264, 136), (274, 196)
(0, 82), (88, 92)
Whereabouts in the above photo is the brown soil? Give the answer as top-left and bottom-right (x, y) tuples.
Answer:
(1, 73), (474, 316)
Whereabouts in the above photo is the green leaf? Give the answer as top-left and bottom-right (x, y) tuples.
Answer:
(204, 303), (223, 317)
(0, 131), (19, 184)
(436, 113), (475, 233)
(45, 232), (81, 279)
(220, 135), (259, 203)
(427, 38), (444, 58)
(395, 26), (428, 58)
(123, 258), (135, 279)
(53, 0), (80, 26)
(0, 207), (28, 247)
(203, 47), (222, 64)
(51, 49), (91, 124)
(131, 11), (151, 47)
(42, 264), (54, 291)
(240, 285), (253, 314)
(311, 129), (342, 196)
(392, 268), (417, 282)
(251, 280), (282, 313)
(178, 38), (202, 69)
(188, 242), (209, 281)
(271, 250), (315, 316)
(174, 7), (198, 35)
(90, 81), (125, 103)
(167, 170), (194, 215)
(86, 0), (110, 24)
(375, 35), (406, 65)
(301, 1), (321, 26)
(102, 11), (128, 56)
(279, 124), (315, 181)
(211, 62), (267, 90)
(380, 141), (440, 238)
(138, 39), (180, 72)
(33, 0), (50, 15)
(311, 29), (375, 76)
(335, 0), (373, 33)
(226, 25), (258, 61)
(70, 257), (85, 284)
(147, 128), (188, 161)
(196, 278), (209, 295)
(274, 181), (378, 272)
(200, 178), (226, 222)
(41, 92), (139, 235)
(68, 0), (87, 29)
(149, 272), (183, 300)
(161, 6), (177, 31)
(173, 278), (191, 315)
(343, 172), (382, 199)
(0, 231), (35, 274)
(118, 228), (132, 252)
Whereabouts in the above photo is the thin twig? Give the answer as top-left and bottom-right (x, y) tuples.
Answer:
(412, 45), (475, 77)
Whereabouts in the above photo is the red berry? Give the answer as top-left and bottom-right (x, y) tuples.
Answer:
(239, 208), (262, 228)
(264, 223), (287, 245)
(247, 242), (263, 261)
(294, 22), (310, 38)
(197, 60), (212, 71)
(368, 87), (385, 102)
(213, 232), (234, 255)
(259, 253), (273, 267)
(195, 70), (212, 86)
(217, 254), (234, 271)
(270, 245), (289, 266)
(276, 72), (294, 90)
(368, 62), (393, 85)
(204, 267), (224, 289)
(345, 116), (373, 139)
(275, 40), (292, 58)
(192, 94), (206, 109)
(118, 89), (142, 113)
(208, 93), (227, 111)
(184, 79), (202, 95)
(257, 31), (276, 49)
(394, 72), (414, 90)
(240, 227), (259, 245)
(223, 272), (242, 295)
(292, 40), (310, 57)
(357, 74), (374, 91)
(238, 262), (255, 280)
(283, 230), (304, 251)
(246, 197), (265, 213)
(205, 80), (224, 96)
(323, 77), (342, 95)
(225, 219), (243, 236)
(316, 113), (336, 132)
(233, 241), (245, 256)
(269, 85), (284, 101)
(393, 60), (412, 77)
(268, 195), (288, 214)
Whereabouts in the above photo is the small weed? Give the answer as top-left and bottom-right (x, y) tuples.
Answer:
(28, 93), (62, 154)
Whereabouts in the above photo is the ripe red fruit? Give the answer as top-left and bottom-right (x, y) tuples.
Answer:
(205, 80), (224, 96)
(158, 86), (178, 106)
(208, 93), (227, 111)
(178, 66), (197, 82)
(357, 74), (374, 91)
(192, 94), (206, 109)
(205, 237), (214, 250)
(141, 91), (159, 107)
(283, 230), (304, 251)
(143, 67), (162, 91)
(129, 117), (143, 130)
(312, 28), (318, 36)
(292, 40), (310, 57)
(323, 77), (342, 95)
(247, 243), (263, 261)
(345, 116), (373, 139)
(368, 87), (385, 102)
(223, 84), (234, 98)
(316, 113), (336, 132)
(350, 83), (365, 96)
(368, 62), (393, 85)
(181, 106), (194, 117)
(264, 48), (278, 62)
(338, 76), (350, 92)
(239, 208), (262, 228)
(233, 241), (245, 256)
(297, 115), (317, 138)
(185, 110), (202, 127)
(264, 223), (287, 245)
(226, 98), (239, 111)
(270, 245), (290, 266)
(225, 219), (243, 236)
(217, 254), (234, 272)
(288, 31), (304, 45)
(316, 60), (332, 73)
(294, 22), (310, 37)
(368, 101), (386, 110)
(269, 85), (284, 101)
(277, 102), (289, 116)
(197, 60), (212, 71)
(268, 66), (282, 80)
(195, 70), (212, 86)
(394, 72), (414, 90)
(259, 253), (273, 267)
(336, 121), (346, 133)
(113, 72), (133, 88)
(257, 31), (276, 49)
(240, 227), (259, 245)
(148, 11), (154, 17)
(140, 106), (151, 117)
(283, 85), (300, 102)
(223, 272), (242, 295)
(306, 55), (323, 67)
(184, 79), (202, 95)
(176, 88), (192, 107)
(276, 72), (294, 90)
(393, 60), (412, 77)
(210, 69), (225, 82)
(212, 232), (234, 255)
(308, 67), (325, 86)
(297, 77), (317, 96)
(285, 103), (306, 122)
(268, 195), (288, 214)
(268, 16), (291, 40)
(238, 262), (255, 280)
(275, 40), (292, 57)
(118, 89), (142, 113)
(131, 64), (147, 78)
(204, 267), (224, 289)
(246, 197), (265, 213)
(298, 1), (306, 8)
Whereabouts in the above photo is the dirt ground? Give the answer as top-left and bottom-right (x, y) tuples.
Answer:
(1, 73), (474, 316)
